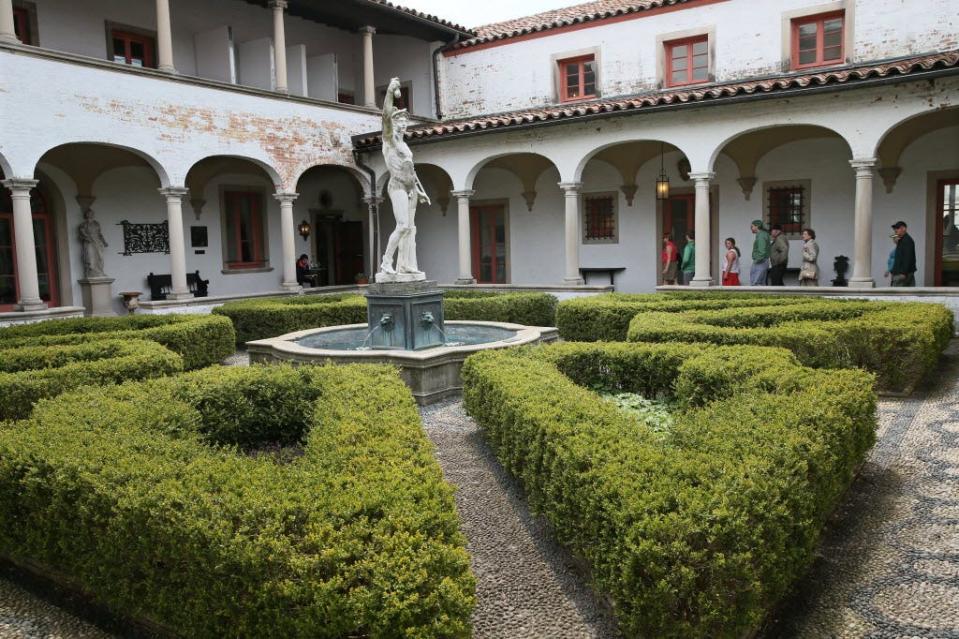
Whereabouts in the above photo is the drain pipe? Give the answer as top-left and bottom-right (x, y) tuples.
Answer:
(353, 149), (379, 278)
(432, 35), (459, 120)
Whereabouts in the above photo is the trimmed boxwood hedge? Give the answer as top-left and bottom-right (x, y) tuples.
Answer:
(0, 339), (182, 421)
(214, 291), (558, 343)
(0, 314), (235, 370)
(462, 341), (876, 638)
(0, 364), (474, 637)
(625, 300), (954, 393)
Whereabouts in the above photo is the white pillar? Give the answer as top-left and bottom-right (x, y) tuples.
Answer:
(559, 182), (585, 285)
(690, 171), (714, 287)
(270, 0), (289, 94)
(276, 192), (300, 291)
(452, 190), (475, 284)
(2, 179), (45, 311)
(363, 195), (382, 278)
(849, 158), (877, 288)
(159, 187), (192, 299)
(0, 0), (18, 44)
(360, 26), (376, 108)
(155, 0), (175, 73)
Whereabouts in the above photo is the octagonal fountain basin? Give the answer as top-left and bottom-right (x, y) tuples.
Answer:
(246, 320), (559, 405)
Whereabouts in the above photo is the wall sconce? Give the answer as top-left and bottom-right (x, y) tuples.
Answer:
(656, 142), (671, 201)
(298, 220), (311, 239)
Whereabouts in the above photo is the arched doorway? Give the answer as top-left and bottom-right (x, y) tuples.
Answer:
(0, 184), (58, 311)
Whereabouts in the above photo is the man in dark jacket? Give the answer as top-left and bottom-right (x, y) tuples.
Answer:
(769, 224), (789, 286)
(890, 221), (917, 287)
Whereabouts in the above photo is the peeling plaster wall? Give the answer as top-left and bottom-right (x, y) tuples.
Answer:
(440, 0), (958, 119)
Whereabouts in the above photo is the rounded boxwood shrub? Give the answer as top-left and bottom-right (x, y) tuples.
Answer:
(0, 339), (182, 420)
(0, 364), (474, 637)
(462, 341), (876, 638)
(215, 291), (558, 344)
(625, 300), (954, 393)
(0, 314), (235, 370)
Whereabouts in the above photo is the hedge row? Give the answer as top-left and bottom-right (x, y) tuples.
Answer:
(625, 300), (953, 393)
(0, 364), (475, 637)
(462, 341), (876, 638)
(0, 314), (235, 370)
(556, 293), (818, 342)
(214, 291), (558, 343)
(0, 339), (182, 421)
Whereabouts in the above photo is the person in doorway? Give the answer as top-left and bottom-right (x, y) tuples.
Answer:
(769, 224), (789, 286)
(799, 228), (820, 286)
(750, 220), (771, 286)
(884, 234), (900, 281)
(890, 221), (917, 286)
(721, 237), (741, 286)
(662, 233), (680, 285)
(680, 231), (696, 285)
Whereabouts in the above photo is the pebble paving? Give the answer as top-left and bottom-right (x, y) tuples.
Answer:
(1, 345), (958, 638)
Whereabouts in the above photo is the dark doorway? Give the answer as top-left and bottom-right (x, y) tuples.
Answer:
(314, 217), (364, 285)
(936, 179), (959, 287)
(0, 188), (58, 311)
(663, 193), (695, 266)
(470, 204), (507, 284)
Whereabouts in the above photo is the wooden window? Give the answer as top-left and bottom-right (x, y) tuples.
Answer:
(558, 55), (597, 102)
(337, 91), (355, 105)
(13, 7), (32, 45)
(110, 28), (156, 68)
(766, 185), (807, 235)
(224, 191), (266, 269)
(583, 194), (617, 243)
(0, 187), (58, 311)
(377, 85), (411, 112)
(666, 36), (709, 87)
(792, 12), (844, 69)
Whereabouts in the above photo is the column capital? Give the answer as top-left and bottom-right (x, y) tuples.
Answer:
(359, 25), (376, 35)
(269, 0), (288, 9)
(363, 195), (384, 206)
(558, 182), (582, 194)
(850, 158), (878, 173)
(1, 178), (39, 192)
(689, 171), (715, 183)
(159, 186), (189, 199)
(274, 191), (299, 204)
(451, 189), (475, 199)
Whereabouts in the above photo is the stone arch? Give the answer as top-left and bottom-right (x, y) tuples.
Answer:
(32, 142), (172, 189)
(707, 123), (854, 175)
(293, 163), (370, 198)
(0, 150), (14, 179)
(574, 138), (695, 185)
(463, 152), (561, 194)
(184, 154), (282, 192)
(872, 106), (959, 193)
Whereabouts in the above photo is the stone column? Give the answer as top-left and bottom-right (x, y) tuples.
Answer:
(276, 192), (300, 291)
(155, 0), (175, 73)
(849, 158), (877, 288)
(452, 190), (475, 284)
(270, 0), (289, 94)
(559, 182), (585, 285)
(159, 187), (192, 299)
(360, 26), (376, 108)
(363, 195), (382, 278)
(2, 179), (45, 310)
(690, 172), (714, 287)
(0, 0), (18, 44)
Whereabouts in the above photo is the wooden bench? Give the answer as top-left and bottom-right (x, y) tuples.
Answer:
(147, 271), (210, 300)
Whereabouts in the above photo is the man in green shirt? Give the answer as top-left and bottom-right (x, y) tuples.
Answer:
(750, 220), (771, 286)
(680, 231), (695, 285)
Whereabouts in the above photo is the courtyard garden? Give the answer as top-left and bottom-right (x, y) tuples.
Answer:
(0, 291), (954, 637)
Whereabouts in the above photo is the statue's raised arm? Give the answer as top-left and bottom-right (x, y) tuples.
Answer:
(382, 77), (403, 142)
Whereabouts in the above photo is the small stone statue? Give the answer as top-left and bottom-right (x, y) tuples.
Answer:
(79, 209), (108, 278)
(378, 77), (430, 282)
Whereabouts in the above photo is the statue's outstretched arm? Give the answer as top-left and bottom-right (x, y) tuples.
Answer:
(382, 77), (401, 141)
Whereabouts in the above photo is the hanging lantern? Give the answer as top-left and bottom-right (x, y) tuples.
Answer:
(297, 220), (312, 239)
(656, 142), (670, 201)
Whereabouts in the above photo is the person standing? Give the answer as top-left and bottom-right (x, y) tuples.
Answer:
(721, 237), (741, 286)
(884, 234), (900, 281)
(769, 224), (789, 286)
(798, 228), (820, 287)
(890, 221), (917, 286)
(750, 220), (771, 286)
(680, 231), (696, 285)
(662, 233), (679, 285)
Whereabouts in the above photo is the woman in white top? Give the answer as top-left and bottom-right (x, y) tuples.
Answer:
(799, 228), (820, 286)
(721, 237), (741, 286)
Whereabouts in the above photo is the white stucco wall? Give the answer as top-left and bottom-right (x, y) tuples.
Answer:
(439, 0), (959, 119)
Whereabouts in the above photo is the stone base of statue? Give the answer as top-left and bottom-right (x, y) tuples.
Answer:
(365, 280), (445, 351)
(79, 277), (115, 317)
(375, 270), (427, 284)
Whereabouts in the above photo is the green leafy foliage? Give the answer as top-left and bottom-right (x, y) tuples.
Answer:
(0, 314), (235, 370)
(462, 341), (876, 638)
(0, 364), (475, 637)
(0, 339), (182, 420)
(600, 392), (676, 436)
(214, 291), (558, 344)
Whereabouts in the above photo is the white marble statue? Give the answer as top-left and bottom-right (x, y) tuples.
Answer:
(378, 77), (430, 282)
(79, 209), (108, 279)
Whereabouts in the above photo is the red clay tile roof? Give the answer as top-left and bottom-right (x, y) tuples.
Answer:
(455, 0), (692, 50)
(363, 0), (474, 36)
(354, 50), (959, 149)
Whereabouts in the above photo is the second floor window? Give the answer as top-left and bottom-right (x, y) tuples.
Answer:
(111, 29), (156, 68)
(559, 55), (596, 102)
(666, 36), (708, 87)
(792, 12), (844, 69)
(224, 191), (266, 269)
